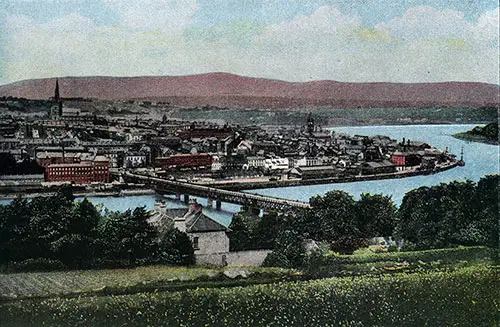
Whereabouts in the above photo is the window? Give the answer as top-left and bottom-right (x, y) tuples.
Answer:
(193, 237), (199, 250)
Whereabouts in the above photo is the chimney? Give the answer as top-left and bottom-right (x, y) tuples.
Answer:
(188, 199), (202, 214)
(174, 216), (186, 232)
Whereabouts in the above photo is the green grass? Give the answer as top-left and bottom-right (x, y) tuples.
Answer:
(308, 246), (497, 277)
(0, 266), (497, 327)
(0, 265), (299, 301)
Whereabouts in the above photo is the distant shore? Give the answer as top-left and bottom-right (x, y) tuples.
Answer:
(452, 132), (499, 145)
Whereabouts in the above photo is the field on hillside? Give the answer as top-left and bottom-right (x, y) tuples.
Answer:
(1, 266), (497, 327)
(0, 265), (297, 301)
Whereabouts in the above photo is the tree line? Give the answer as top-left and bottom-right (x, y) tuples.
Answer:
(228, 175), (499, 268)
(0, 187), (194, 272)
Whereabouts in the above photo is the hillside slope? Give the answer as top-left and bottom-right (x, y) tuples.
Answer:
(0, 73), (498, 109)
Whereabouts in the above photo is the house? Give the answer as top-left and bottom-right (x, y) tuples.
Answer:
(289, 165), (337, 179)
(174, 200), (230, 256)
(390, 152), (422, 169)
(361, 160), (396, 175)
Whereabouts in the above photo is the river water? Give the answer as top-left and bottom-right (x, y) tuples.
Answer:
(2, 124), (498, 226)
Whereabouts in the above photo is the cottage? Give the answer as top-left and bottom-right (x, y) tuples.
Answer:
(174, 200), (230, 255)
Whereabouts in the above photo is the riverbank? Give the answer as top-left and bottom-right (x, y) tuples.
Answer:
(199, 161), (460, 191)
(0, 188), (156, 201)
(452, 132), (499, 145)
(451, 122), (499, 145)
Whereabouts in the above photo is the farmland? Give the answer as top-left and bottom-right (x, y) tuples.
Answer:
(0, 266), (497, 327)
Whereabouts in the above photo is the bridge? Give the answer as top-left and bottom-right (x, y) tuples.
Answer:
(123, 172), (310, 211)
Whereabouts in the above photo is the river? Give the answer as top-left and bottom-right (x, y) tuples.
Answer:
(1, 124), (498, 226)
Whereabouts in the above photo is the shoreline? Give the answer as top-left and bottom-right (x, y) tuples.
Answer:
(0, 162), (460, 200)
(451, 132), (499, 146)
(0, 188), (157, 201)
(198, 161), (460, 191)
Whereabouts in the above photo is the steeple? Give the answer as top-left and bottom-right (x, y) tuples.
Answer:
(306, 112), (314, 135)
(54, 79), (63, 116)
(54, 79), (60, 102)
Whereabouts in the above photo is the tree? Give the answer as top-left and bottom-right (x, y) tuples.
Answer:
(253, 211), (283, 249)
(72, 198), (100, 236)
(228, 212), (253, 251)
(98, 207), (157, 265)
(395, 178), (495, 249)
(156, 228), (195, 265)
(469, 175), (499, 248)
(262, 229), (305, 268)
(356, 193), (397, 238)
(307, 191), (361, 250)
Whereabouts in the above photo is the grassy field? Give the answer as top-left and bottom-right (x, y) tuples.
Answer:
(304, 246), (497, 278)
(0, 247), (497, 326)
(0, 265), (298, 301)
(0, 266), (497, 327)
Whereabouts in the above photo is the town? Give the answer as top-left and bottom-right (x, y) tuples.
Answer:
(0, 80), (460, 197)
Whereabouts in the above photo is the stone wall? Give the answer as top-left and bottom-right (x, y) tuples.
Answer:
(190, 231), (229, 255)
(195, 249), (272, 267)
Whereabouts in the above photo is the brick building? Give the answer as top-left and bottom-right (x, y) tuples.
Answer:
(155, 153), (213, 169)
(45, 156), (109, 183)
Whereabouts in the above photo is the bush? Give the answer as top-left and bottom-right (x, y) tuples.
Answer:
(9, 258), (66, 272)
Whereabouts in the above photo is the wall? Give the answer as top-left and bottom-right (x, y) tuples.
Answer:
(190, 231), (229, 255)
(195, 249), (272, 267)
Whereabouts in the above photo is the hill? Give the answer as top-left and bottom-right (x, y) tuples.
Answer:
(453, 122), (499, 145)
(0, 73), (498, 109)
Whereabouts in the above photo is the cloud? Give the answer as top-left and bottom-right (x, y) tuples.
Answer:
(256, 6), (360, 43)
(103, 0), (199, 31)
(0, 5), (498, 85)
(375, 6), (473, 40)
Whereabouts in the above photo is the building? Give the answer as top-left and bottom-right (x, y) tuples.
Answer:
(289, 166), (337, 179)
(246, 156), (265, 169)
(178, 125), (235, 140)
(155, 153), (213, 169)
(390, 152), (422, 169)
(361, 160), (396, 175)
(45, 156), (109, 183)
(263, 158), (289, 171)
(174, 200), (230, 256)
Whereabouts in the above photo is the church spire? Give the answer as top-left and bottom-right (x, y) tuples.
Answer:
(54, 79), (63, 116)
(54, 78), (61, 102)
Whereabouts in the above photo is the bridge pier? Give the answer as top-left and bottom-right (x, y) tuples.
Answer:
(175, 193), (181, 200)
(207, 198), (213, 208)
(216, 200), (222, 210)
(183, 194), (190, 204)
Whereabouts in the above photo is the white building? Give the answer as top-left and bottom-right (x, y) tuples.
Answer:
(247, 156), (265, 169)
(264, 158), (289, 171)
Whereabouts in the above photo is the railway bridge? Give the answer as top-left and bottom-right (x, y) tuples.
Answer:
(123, 172), (310, 211)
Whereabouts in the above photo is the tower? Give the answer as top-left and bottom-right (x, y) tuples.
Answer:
(54, 79), (63, 117)
(306, 112), (314, 135)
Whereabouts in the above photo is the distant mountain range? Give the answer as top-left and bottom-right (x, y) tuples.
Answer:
(0, 73), (498, 109)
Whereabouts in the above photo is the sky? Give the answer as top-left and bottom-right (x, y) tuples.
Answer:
(0, 0), (498, 85)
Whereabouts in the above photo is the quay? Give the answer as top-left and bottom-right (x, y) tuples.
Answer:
(195, 160), (460, 191)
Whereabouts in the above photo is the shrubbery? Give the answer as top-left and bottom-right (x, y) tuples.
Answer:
(0, 186), (194, 271)
(264, 175), (498, 269)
